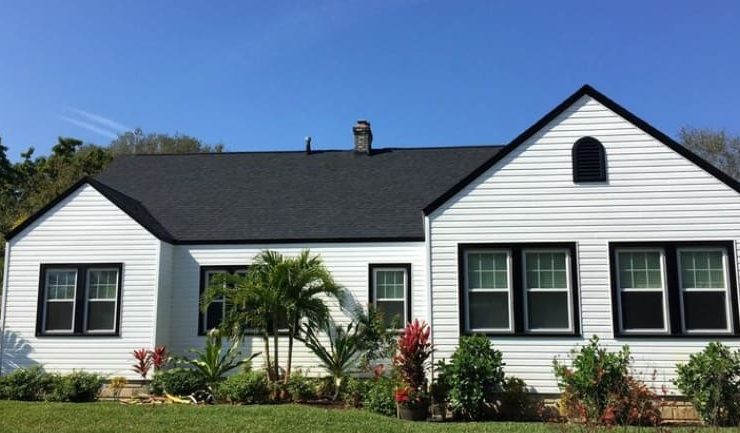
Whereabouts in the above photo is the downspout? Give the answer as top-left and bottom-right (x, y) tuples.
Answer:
(0, 241), (12, 375)
(424, 215), (434, 370)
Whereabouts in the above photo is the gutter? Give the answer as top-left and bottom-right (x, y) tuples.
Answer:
(423, 215), (434, 370)
(0, 242), (11, 374)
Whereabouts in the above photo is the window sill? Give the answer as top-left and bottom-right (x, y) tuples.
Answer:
(462, 331), (581, 338)
(614, 332), (740, 339)
(35, 332), (120, 338)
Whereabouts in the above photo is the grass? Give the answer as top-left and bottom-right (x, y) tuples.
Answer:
(0, 401), (731, 433)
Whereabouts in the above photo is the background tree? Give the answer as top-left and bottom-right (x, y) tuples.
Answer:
(0, 131), (224, 286)
(108, 129), (224, 156)
(680, 127), (740, 181)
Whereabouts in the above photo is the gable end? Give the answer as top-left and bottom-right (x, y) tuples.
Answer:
(4, 177), (175, 243)
(423, 84), (740, 215)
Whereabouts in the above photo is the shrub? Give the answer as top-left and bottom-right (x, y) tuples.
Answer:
(0, 366), (55, 401)
(342, 376), (371, 407)
(499, 376), (531, 421)
(49, 371), (104, 402)
(285, 372), (317, 402)
(675, 341), (740, 426)
(217, 371), (269, 404)
(149, 368), (206, 396)
(553, 336), (660, 426)
(365, 376), (399, 417)
(436, 334), (505, 421)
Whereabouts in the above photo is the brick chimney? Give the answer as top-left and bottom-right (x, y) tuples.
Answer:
(352, 120), (372, 154)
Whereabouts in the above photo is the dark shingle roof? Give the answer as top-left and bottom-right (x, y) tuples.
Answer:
(93, 146), (501, 243)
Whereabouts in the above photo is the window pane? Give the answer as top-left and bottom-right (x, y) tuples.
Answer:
(617, 251), (662, 290)
(468, 292), (509, 330)
(46, 270), (77, 300)
(683, 292), (728, 331)
(525, 252), (567, 289)
(679, 251), (726, 289)
(620, 292), (665, 330)
(88, 269), (118, 299)
(87, 301), (115, 331)
(375, 270), (405, 300)
(468, 253), (508, 289)
(527, 292), (569, 329)
(205, 301), (224, 331)
(45, 302), (74, 331)
(377, 300), (404, 328)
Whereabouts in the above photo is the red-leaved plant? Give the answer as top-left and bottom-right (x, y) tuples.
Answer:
(393, 319), (433, 405)
(150, 346), (168, 371)
(132, 348), (153, 379)
(132, 346), (169, 379)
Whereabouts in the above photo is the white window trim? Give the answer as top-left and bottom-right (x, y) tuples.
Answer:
(43, 269), (78, 334)
(83, 267), (120, 334)
(677, 247), (733, 335)
(522, 249), (573, 333)
(372, 267), (409, 329)
(464, 249), (514, 333)
(615, 248), (671, 335)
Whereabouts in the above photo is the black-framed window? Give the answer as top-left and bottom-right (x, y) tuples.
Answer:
(369, 264), (411, 329)
(36, 263), (123, 337)
(198, 266), (248, 335)
(572, 136), (607, 183)
(609, 241), (740, 338)
(458, 243), (580, 337)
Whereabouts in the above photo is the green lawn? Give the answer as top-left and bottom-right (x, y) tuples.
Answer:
(0, 401), (725, 433)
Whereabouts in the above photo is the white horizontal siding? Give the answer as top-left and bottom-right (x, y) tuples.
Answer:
(1, 184), (159, 379)
(429, 95), (740, 394)
(168, 243), (426, 374)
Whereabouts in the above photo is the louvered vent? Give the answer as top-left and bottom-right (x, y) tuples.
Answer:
(572, 137), (606, 182)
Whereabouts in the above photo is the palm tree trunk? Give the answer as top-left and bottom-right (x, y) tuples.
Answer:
(284, 316), (299, 384)
(272, 313), (279, 380)
(262, 332), (272, 383)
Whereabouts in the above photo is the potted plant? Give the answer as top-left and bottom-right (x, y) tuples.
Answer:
(395, 386), (430, 421)
(393, 319), (433, 421)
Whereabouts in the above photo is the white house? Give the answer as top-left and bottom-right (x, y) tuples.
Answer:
(3, 85), (740, 395)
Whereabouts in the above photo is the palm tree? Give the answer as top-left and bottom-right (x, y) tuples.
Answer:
(201, 255), (286, 382)
(282, 250), (343, 382)
(201, 249), (342, 383)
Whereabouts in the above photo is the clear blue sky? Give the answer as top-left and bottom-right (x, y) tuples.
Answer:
(1, 1), (739, 160)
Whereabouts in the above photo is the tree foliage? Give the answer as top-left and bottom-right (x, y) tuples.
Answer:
(0, 131), (223, 285)
(680, 126), (740, 181)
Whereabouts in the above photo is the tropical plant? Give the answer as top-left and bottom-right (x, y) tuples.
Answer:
(282, 250), (343, 383)
(109, 376), (127, 401)
(353, 305), (399, 369)
(132, 348), (152, 379)
(150, 346), (169, 371)
(176, 329), (260, 399)
(436, 334), (505, 420)
(393, 320), (433, 405)
(202, 249), (342, 383)
(675, 341), (740, 426)
(301, 318), (364, 400)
